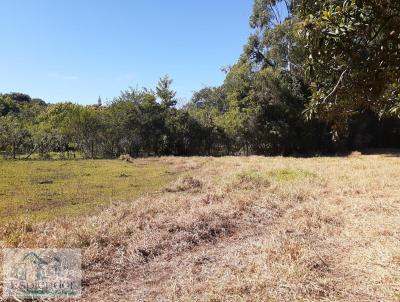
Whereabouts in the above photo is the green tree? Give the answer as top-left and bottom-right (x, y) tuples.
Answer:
(156, 75), (177, 108)
(138, 92), (165, 155)
(216, 0), (317, 155)
(109, 88), (144, 156)
(34, 103), (80, 158)
(245, 0), (303, 73)
(73, 106), (105, 159)
(0, 115), (31, 159)
(187, 87), (229, 154)
(300, 0), (400, 137)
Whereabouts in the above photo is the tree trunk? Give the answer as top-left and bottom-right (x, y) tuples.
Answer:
(12, 141), (16, 159)
(91, 141), (94, 159)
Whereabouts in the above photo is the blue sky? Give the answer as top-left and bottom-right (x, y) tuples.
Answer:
(0, 0), (254, 105)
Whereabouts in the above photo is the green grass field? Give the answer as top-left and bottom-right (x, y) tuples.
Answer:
(0, 159), (172, 223)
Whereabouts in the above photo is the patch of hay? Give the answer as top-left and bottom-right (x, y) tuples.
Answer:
(165, 176), (203, 193)
(231, 171), (271, 190)
(349, 151), (362, 157)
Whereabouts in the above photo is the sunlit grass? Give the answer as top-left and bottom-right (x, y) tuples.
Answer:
(0, 159), (173, 223)
(233, 168), (314, 189)
(267, 168), (315, 182)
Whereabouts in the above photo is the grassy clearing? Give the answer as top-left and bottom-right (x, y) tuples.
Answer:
(0, 159), (172, 223)
(231, 167), (315, 191)
(267, 167), (315, 181)
(0, 155), (399, 301)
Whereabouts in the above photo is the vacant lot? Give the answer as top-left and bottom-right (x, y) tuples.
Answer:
(1, 155), (400, 301)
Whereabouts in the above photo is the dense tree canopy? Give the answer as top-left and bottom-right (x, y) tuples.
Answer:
(300, 0), (400, 135)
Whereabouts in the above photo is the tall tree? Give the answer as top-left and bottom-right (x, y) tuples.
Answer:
(245, 0), (303, 73)
(156, 75), (177, 108)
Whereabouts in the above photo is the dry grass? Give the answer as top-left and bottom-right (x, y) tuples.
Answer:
(1, 155), (400, 301)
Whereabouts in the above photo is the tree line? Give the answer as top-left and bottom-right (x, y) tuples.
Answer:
(1, 0), (400, 159)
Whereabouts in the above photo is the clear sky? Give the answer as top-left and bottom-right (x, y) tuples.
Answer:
(0, 0), (254, 105)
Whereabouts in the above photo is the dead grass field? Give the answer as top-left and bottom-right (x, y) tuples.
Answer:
(1, 155), (400, 301)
